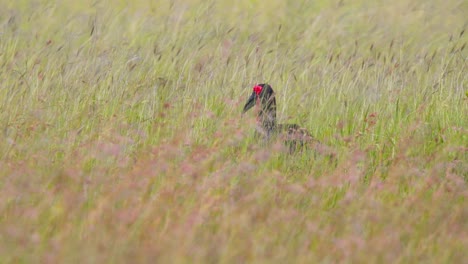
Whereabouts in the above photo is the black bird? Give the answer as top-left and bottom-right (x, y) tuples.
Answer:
(242, 83), (324, 153)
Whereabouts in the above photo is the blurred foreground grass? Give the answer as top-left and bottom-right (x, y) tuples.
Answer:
(0, 0), (467, 262)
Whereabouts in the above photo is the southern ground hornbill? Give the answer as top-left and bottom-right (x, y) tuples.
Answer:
(242, 83), (331, 154)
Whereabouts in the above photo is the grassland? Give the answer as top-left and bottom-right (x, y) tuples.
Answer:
(0, 0), (467, 263)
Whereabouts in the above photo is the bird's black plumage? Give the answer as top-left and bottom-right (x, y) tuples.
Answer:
(242, 83), (322, 153)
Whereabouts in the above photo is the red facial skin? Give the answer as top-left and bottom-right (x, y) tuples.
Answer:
(253, 85), (263, 95)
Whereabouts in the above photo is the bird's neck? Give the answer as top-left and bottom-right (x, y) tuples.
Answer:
(257, 96), (277, 133)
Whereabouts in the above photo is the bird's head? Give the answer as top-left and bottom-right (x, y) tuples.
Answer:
(242, 83), (275, 114)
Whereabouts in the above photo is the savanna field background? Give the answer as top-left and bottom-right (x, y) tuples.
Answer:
(0, 0), (467, 263)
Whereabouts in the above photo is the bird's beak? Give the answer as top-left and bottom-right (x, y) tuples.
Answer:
(242, 93), (256, 114)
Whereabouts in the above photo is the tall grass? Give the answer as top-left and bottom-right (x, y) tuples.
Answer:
(0, 0), (467, 262)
